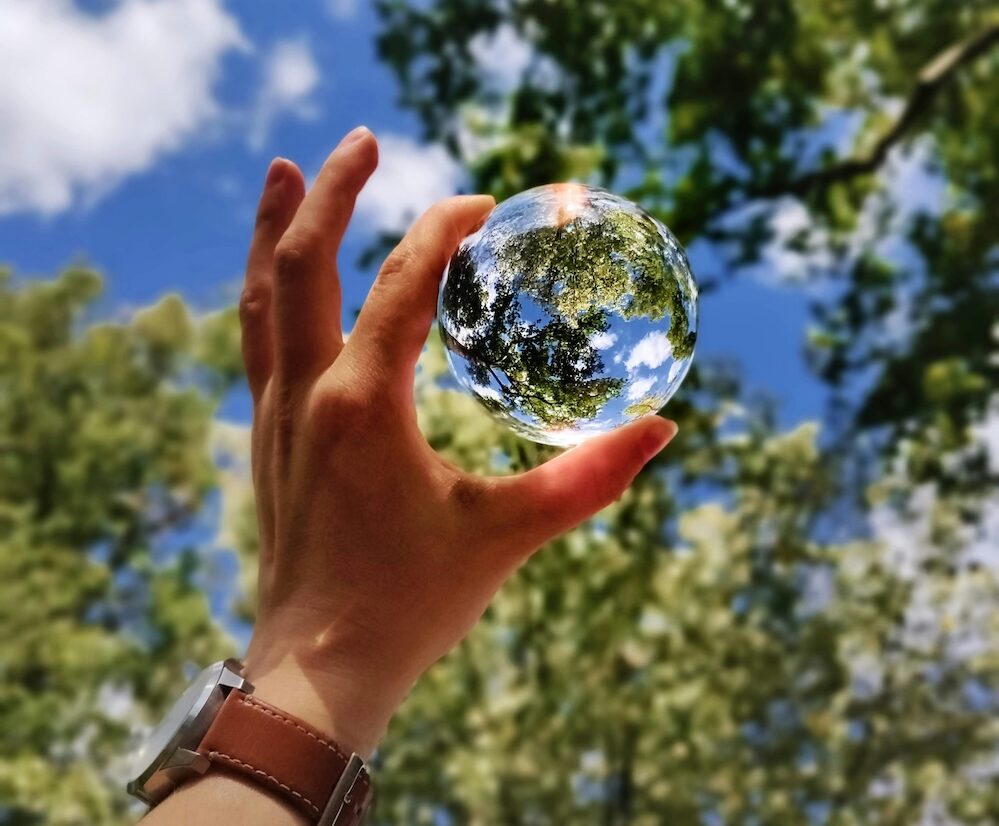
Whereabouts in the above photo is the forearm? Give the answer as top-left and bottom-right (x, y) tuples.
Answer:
(143, 772), (310, 826)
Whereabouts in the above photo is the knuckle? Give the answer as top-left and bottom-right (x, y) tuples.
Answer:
(432, 197), (479, 245)
(306, 384), (378, 441)
(273, 237), (315, 280)
(423, 199), (450, 222)
(378, 241), (415, 281)
(254, 197), (284, 231)
(609, 458), (636, 501)
(629, 439), (654, 481)
(609, 467), (639, 506)
(238, 285), (271, 327)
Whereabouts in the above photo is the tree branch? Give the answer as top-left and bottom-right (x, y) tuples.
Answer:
(759, 23), (999, 197)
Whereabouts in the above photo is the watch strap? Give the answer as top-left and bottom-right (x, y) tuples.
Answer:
(197, 691), (372, 824)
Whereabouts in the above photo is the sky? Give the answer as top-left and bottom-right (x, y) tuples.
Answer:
(0, 0), (826, 429)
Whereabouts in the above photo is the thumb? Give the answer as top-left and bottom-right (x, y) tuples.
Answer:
(488, 416), (678, 559)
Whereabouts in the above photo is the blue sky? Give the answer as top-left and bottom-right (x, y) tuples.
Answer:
(0, 0), (825, 428)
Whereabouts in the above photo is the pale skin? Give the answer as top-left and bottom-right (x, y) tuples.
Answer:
(144, 126), (677, 824)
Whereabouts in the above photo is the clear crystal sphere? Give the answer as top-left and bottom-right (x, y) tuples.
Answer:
(437, 183), (698, 447)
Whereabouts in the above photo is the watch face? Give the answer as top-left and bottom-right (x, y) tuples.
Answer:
(128, 661), (224, 794)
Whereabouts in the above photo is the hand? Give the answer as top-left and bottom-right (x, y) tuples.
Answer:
(239, 126), (677, 758)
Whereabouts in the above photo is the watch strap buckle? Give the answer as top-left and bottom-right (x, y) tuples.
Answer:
(317, 754), (371, 826)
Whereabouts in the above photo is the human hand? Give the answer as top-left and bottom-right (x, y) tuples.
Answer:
(239, 126), (677, 759)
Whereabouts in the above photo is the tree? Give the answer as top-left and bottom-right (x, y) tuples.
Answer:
(5, 266), (996, 824)
(4, 2), (999, 823)
(0, 270), (241, 825)
(368, 1), (999, 823)
(376, 0), (999, 454)
(369, 331), (999, 826)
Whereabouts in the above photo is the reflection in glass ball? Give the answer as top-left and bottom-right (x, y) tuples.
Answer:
(437, 183), (698, 447)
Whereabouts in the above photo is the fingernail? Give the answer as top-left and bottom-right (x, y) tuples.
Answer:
(339, 125), (371, 147)
(642, 419), (678, 458)
(264, 157), (287, 189)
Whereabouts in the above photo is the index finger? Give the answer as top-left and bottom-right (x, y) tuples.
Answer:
(344, 194), (495, 399)
(271, 127), (377, 386)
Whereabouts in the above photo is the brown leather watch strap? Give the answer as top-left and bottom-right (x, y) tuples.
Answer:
(197, 691), (372, 824)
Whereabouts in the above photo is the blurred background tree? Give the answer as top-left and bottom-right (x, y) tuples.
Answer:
(369, 3), (999, 818)
(2, 0), (998, 824)
(0, 271), (239, 824)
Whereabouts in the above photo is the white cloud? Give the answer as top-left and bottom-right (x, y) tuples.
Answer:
(868, 482), (936, 581)
(0, 0), (246, 215)
(715, 195), (834, 287)
(469, 23), (560, 94)
(625, 332), (672, 372)
(472, 384), (502, 403)
(627, 375), (656, 400)
(762, 197), (834, 283)
(965, 398), (999, 567)
(589, 331), (617, 350)
(849, 139), (946, 258)
(453, 26), (559, 167)
(97, 682), (137, 722)
(667, 357), (687, 385)
(884, 139), (946, 224)
(469, 23), (533, 92)
(868, 472), (999, 669)
(972, 398), (999, 476)
(355, 134), (464, 234)
(248, 38), (320, 151)
(324, 0), (357, 20)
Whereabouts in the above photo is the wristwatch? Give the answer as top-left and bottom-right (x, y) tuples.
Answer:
(126, 658), (373, 824)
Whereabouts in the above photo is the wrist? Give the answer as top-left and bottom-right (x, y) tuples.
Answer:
(243, 645), (413, 760)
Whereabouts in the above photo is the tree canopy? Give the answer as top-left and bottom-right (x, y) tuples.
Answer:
(377, 0), (999, 458)
(0, 271), (238, 824)
(3, 1), (998, 824)
(372, 1), (999, 822)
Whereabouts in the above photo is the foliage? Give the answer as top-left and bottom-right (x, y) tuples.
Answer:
(0, 271), (240, 825)
(4, 267), (997, 824)
(370, 0), (999, 823)
(370, 332), (999, 826)
(484, 192), (696, 340)
(3, 1), (999, 824)
(376, 0), (999, 455)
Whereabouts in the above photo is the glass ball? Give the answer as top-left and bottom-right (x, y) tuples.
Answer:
(437, 183), (698, 447)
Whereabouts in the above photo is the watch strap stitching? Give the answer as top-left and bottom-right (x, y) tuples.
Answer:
(239, 695), (349, 763)
(208, 750), (321, 815)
